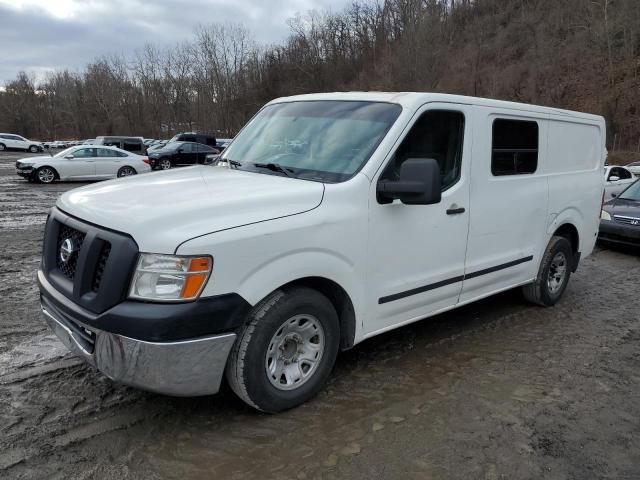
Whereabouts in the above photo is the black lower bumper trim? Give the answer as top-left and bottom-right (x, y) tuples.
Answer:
(38, 270), (251, 342)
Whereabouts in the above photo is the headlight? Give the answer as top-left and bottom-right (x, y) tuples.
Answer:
(129, 254), (212, 302)
(601, 210), (612, 221)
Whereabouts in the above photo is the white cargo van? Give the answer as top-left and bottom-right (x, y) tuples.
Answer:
(38, 93), (606, 412)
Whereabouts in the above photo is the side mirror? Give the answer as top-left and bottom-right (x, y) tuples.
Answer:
(177, 148), (184, 153)
(64, 154), (74, 159)
(609, 175), (620, 182)
(611, 192), (618, 198)
(377, 158), (442, 205)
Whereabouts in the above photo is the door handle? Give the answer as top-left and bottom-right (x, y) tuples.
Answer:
(446, 205), (466, 215)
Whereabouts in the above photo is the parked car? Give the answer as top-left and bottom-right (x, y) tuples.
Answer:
(625, 161), (640, 177)
(148, 141), (219, 169)
(37, 93), (605, 413)
(216, 138), (233, 152)
(148, 141), (168, 151)
(94, 136), (146, 155)
(15, 145), (150, 183)
(599, 179), (640, 246)
(82, 139), (96, 145)
(169, 132), (217, 148)
(0, 133), (43, 152)
(604, 165), (635, 200)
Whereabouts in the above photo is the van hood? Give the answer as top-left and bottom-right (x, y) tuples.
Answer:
(57, 166), (324, 252)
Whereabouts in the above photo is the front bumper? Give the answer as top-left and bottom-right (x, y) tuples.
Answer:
(42, 301), (236, 397)
(38, 269), (249, 396)
(599, 220), (640, 247)
(16, 167), (34, 178)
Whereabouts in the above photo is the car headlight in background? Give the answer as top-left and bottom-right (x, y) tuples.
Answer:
(600, 210), (612, 221)
(129, 254), (212, 301)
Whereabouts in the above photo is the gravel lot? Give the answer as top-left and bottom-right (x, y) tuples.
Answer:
(0, 150), (639, 479)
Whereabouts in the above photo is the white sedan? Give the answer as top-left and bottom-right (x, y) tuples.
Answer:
(604, 165), (636, 200)
(625, 161), (640, 177)
(15, 145), (151, 184)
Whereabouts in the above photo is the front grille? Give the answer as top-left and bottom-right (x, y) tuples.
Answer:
(614, 215), (640, 227)
(92, 243), (112, 292)
(56, 225), (86, 280)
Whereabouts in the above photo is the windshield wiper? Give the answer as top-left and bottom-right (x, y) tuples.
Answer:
(253, 162), (296, 178)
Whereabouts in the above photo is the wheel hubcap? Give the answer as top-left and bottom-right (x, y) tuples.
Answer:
(38, 169), (54, 183)
(547, 252), (567, 294)
(265, 314), (325, 391)
(160, 160), (171, 169)
(120, 167), (135, 177)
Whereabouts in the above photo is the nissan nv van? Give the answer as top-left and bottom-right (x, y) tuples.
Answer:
(38, 93), (606, 412)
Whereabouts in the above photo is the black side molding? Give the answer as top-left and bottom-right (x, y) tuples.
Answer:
(379, 255), (534, 304)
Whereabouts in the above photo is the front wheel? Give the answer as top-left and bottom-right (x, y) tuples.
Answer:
(0, 143), (5, 151)
(29, 145), (39, 153)
(226, 287), (340, 413)
(36, 166), (57, 184)
(522, 236), (573, 306)
(117, 166), (137, 177)
(159, 158), (172, 170)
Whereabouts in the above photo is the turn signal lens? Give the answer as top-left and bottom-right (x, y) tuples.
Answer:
(129, 254), (213, 302)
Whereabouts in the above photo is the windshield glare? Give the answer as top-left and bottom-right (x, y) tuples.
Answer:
(221, 101), (402, 182)
(619, 180), (640, 201)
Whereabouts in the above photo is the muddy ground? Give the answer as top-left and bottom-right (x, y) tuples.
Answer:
(0, 150), (639, 480)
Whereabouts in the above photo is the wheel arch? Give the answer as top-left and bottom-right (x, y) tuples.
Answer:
(278, 276), (356, 351)
(552, 223), (579, 255)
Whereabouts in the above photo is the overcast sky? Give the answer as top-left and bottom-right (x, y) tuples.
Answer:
(0, 0), (349, 84)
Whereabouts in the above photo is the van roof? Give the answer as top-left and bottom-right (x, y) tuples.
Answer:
(269, 92), (603, 122)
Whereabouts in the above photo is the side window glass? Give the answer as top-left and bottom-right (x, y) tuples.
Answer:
(381, 110), (465, 191)
(97, 148), (113, 157)
(619, 168), (631, 180)
(491, 119), (538, 176)
(73, 148), (89, 158)
(123, 141), (141, 152)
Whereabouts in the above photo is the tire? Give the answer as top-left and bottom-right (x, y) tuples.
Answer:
(29, 145), (39, 153)
(522, 236), (573, 306)
(36, 166), (57, 184)
(226, 287), (340, 413)
(117, 166), (137, 177)
(0, 143), (5, 151)
(159, 158), (172, 170)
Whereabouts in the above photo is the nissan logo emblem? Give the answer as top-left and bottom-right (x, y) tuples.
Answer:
(59, 238), (77, 263)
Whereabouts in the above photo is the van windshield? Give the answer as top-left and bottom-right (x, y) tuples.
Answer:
(221, 101), (402, 183)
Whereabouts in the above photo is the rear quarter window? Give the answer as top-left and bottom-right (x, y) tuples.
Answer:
(547, 121), (601, 173)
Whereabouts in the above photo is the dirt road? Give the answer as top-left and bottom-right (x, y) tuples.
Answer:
(0, 151), (639, 479)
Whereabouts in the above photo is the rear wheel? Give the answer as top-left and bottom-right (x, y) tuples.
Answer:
(159, 158), (172, 170)
(36, 166), (57, 184)
(523, 236), (573, 306)
(117, 166), (137, 177)
(226, 287), (340, 413)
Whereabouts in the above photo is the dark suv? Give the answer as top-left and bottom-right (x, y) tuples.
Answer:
(148, 142), (220, 170)
(169, 133), (217, 147)
(94, 136), (146, 155)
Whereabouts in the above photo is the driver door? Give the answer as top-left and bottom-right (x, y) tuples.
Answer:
(62, 147), (97, 180)
(366, 104), (472, 335)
